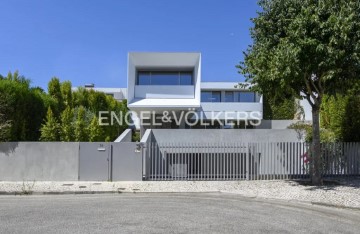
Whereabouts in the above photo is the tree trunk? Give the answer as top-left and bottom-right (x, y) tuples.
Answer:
(311, 106), (322, 185)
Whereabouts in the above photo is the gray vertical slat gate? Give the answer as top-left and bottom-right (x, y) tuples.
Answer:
(143, 142), (360, 181)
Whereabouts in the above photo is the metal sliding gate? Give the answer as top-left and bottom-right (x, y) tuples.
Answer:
(143, 142), (360, 181)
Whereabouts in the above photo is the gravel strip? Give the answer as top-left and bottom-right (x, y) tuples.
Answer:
(1, 178), (359, 208)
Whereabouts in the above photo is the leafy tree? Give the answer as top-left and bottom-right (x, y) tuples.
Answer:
(289, 121), (336, 143)
(40, 107), (60, 141)
(48, 77), (63, 116)
(320, 94), (347, 140)
(36, 90), (58, 116)
(72, 88), (129, 141)
(73, 87), (90, 108)
(74, 106), (88, 141)
(60, 106), (74, 141)
(61, 81), (73, 108)
(4, 70), (31, 86)
(321, 92), (360, 142)
(0, 94), (12, 141)
(0, 72), (129, 142)
(342, 95), (360, 142)
(0, 72), (46, 141)
(238, 0), (360, 184)
(263, 95), (296, 120)
(87, 116), (104, 142)
(88, 89), (108, 113)
(103, 98), (129, 141)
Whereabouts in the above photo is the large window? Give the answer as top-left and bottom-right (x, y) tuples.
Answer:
(201, 91), (256, 103)
(137, 71), (193, 85)
(138, 72), (151, 85)
(180, 72), (193, 85)
(224, 91), (234, 102)
(201, 91), (221, 102)
(238, 91), (255, 102)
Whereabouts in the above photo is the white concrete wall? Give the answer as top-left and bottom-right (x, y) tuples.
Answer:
(127, 55), (136, 103)
(114, 129), (133, 142)
(127, 52), (201, 109)
(256, 120), (302, 129)
(194, 55), (201, 106)
(0, 142), (79, 181)
(151, 129), (302, 143)
(0, 142), (144, 182)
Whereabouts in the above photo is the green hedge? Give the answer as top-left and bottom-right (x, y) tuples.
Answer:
(263, 95), (296, 120)
(321, 94), (360, 142)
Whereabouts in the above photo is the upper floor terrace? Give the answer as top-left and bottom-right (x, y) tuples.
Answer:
(127, 52), (201, 111)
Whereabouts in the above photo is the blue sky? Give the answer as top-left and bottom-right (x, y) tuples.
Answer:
(0, 0), (259, 89)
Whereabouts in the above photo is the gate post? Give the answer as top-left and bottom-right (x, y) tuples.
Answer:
(246, 143), (250, 180)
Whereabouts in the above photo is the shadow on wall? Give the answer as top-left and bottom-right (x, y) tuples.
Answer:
(0, 142), (19, 156)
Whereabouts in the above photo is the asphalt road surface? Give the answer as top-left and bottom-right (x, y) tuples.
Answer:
(0, 193), (359, 233)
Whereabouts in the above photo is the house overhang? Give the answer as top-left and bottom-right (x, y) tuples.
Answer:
(127, 52), (202, 110)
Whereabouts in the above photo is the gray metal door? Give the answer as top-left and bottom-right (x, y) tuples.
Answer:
(79, 143), (111, 181)
(112, 142), (142, 181)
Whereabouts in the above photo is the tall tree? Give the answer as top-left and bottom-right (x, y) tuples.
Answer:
(5, 70), (31, 86)
(238, 0), (360, 184)
(48, 77), (64, 116)
(40, 107), (60, 141)
(60, 106), (74, 142)
(61, 81), (73, 108)
(74, 106), (88, 141)
(342, 95), (360, 142)
(88, 89), (109, 113)
(87, 116), (104, 142)
(0, 71), (46, 141)
(0, 94), (12, 141)
(73, 87), (89, 108)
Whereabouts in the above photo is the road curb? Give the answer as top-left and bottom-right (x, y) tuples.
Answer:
(0, 191), (120, 196)
(219, 190), (360, 211)
(0, 190), (221, 196)
(311, 201), (360, 211)
(1, 190), (360, 211)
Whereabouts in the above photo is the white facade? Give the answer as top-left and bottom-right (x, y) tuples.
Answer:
(126, 53), (262, 115)
(199, 82), (263, 120)
(75, 52), (315, 132)
(125, 52), (263, 132)
(127, 52), (201, 111)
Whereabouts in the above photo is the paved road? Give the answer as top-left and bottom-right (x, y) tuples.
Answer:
(0, 193), (359, 233)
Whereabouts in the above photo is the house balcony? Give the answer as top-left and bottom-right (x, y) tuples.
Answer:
(134, 85), (195, 99)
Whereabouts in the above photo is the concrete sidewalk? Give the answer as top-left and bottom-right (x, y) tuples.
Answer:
(1, 179), (360, 209)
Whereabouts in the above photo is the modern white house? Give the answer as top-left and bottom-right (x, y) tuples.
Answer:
(125, 52), (269, 135)
(71, 52), (340, 181)
(78, 52), (312, 136)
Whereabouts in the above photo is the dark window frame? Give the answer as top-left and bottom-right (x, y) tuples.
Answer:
(201, 91), (222, 102)
(136, 70), (194, 86)
(224, 91), (235, 102)
(237, 91), (256, 102)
